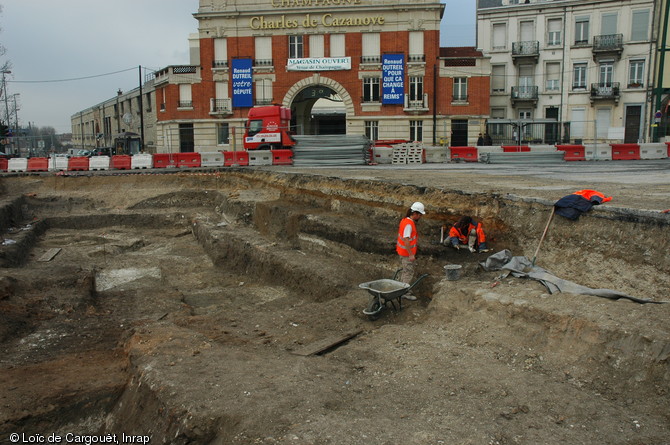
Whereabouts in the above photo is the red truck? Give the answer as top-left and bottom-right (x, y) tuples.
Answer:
(243, 105), (296, 150)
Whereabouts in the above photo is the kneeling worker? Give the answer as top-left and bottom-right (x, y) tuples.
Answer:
(445, 216), (490, 253)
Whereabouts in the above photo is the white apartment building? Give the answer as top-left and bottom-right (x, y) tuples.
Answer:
(477, 0), (658, 144)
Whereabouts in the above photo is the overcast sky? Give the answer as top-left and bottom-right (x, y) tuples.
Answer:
(1, 0), (475, 133)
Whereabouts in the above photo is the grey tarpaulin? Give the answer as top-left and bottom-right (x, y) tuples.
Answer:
(479, 250), (667, 305)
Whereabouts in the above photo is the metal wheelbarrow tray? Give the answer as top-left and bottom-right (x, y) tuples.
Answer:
(360, 273), (428, 319)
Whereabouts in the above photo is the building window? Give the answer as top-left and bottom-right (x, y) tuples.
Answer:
(409, 76), (424, 102)
(547, 18), (562, 46)
(453, 77), (467, 101)
(362, 32), (380, 63)
(599, 62), (614, 86)
(178, 84), (192, 108)
(365, 121), (379, 141)
(255, 36), (273, 66)
(330, 34), (345, 57)
(410, 121), (423, 142)
(492, 23), (507, 50)
(310, 35), (324, 58)
(573, 63), (587, 90)
(363, 77), (380, 103)
(545, 62), (560, 91)
(214, 38), (228, 68)
(631, 10), (650, 41)
(217, 123), (230, 145)
(492, 65), (506, 93)
(489, 108), (506, 136)
(629, 60), (645, 87)
(145, 92), (152, 112)
(575, 16), (589, 45)
(601, 12), (618, 36)
(255, 78), (273, 105)
(408, 31), (425, 62)
(289, 35), (304, 59)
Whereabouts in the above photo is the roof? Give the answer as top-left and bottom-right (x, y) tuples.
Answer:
(439, 47), (484, 58)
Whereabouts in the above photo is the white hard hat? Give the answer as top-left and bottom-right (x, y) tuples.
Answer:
(410, 202), (426, 214)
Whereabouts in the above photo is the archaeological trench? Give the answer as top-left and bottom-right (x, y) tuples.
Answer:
(0, 169), (668, 445)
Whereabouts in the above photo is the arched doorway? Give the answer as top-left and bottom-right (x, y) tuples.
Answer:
(283, 77), (354, 136)
(291, 86), (345, 135)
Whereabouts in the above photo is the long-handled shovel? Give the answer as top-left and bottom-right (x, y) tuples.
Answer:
(531, 206), (555, 266)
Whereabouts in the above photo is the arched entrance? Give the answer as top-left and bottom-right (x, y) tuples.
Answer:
(284, 77), (354, 136)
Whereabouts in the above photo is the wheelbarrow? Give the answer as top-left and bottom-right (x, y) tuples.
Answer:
(360, 270), (429, 320)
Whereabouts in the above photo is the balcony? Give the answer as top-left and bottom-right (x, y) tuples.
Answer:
(511, 85), (538, 107)
(177, 100), (193, 110)
(403, 93), (429, 113)
(408, 54), (426, 64)
(590, 82), (620, 103)
(360, 55), (381, 65)
(210, 98), (232, 116)
(592, 34), (623, 61)
(511, 41), (539, 64)
(212, 60), (229, 70)
(154, 65), (200, 86)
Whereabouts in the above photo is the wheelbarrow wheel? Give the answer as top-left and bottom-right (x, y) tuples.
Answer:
(363, 297), (383, 320)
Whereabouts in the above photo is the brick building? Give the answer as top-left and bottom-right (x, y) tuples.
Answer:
(152, 0), (490, 153)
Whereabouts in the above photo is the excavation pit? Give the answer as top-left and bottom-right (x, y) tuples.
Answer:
(1, 169), (669, 444)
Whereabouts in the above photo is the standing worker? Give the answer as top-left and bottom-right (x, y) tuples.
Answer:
(396, 202), (425, 300)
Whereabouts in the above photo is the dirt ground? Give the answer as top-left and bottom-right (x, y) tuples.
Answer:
(0, 163), (669, 445)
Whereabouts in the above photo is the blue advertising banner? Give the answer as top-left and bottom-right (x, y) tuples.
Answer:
(232, 58), (253, 108)
(382, 54), (405, 105)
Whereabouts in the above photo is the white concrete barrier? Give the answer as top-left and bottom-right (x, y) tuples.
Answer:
(248, 150), (273, 166)
(8, 158), (28, 172)
(424, 146), (448, 163)
(131, 153), (153, 169)
(201, 152), (225, 167)
(371, 146), (393, 164)
(89, 156), (110, 170)
(639, 143), (667, 159)
(584, 144), (612, 160)
(48, 156), (69, 171)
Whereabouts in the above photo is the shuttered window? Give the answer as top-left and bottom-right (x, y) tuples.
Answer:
(330, 34), (345, 57)
(547, 18), (562, 46)
(601, 12), (617, 35)
(409, 31), (424, 62)
(492, 23), (507, 50)
(492, 65), (506, 92)
(631, 10), (649, 41)
(214, 38), (228, 67)
(255, 37), (272, 64)
(575, 16), (590, 44)
(545, 62), (560, 91)
(310, 35), (324, 58)
(362, 33), (380, 62)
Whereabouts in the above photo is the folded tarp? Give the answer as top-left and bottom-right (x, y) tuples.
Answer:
(479, 250), (666, 304)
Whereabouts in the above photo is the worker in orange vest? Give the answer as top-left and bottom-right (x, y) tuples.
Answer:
(396, 202), (425, 300)
(445, 216), (490, 253)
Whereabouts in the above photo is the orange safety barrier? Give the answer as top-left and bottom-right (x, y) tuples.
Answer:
(502, 145), (531, 152)
(111, 155), (131, 170)
(450, 147), (478, 162)
(555, 145), (586, 161)
(68, 156), (89, 171)
(271, 149), (293, 165)
(0, 157), (8, 172)
(610, 143), (640, 160)
(27, 157), (49, 171)
(223, 151), (250, 166)
(173, 152), (202, 168)
(666, 142), (670, 158)
(152, 153), (175, 168)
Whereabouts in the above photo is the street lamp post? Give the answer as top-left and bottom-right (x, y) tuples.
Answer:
(2, 70), (13, 154)
(11, 93), (20, 155)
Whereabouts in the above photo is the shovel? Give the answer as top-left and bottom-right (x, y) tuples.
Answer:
(531, 206), (555, 266)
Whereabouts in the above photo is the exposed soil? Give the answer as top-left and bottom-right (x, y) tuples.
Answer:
(0, 165), (669, 445)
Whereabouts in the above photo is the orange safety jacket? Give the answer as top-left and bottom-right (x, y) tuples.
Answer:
(449, 222), (486, 244)
(396, 217), (418, 257)
(572, 189), (612, 204)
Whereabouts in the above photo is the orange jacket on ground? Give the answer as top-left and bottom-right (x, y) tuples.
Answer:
(396, 217), (418, 257)
(573, 189), (612, 204)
